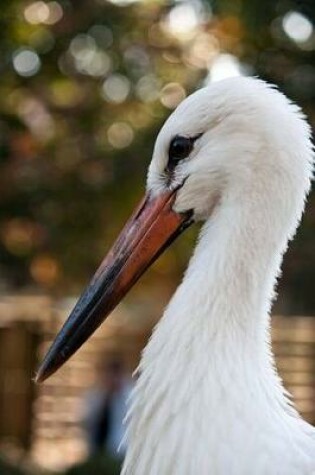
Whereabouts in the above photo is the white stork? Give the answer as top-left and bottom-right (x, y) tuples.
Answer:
(37, 77), (315, 474)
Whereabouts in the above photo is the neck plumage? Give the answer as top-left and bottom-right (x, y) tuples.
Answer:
(144, 191), (286, 389)
(122, 193), (314, 475)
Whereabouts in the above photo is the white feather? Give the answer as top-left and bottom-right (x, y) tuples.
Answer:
(122, 77), (315, 475)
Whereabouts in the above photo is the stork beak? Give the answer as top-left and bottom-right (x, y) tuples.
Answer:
(36, 188), (193, 383)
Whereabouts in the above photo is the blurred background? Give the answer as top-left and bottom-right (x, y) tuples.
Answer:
(0, 0), (314, 473)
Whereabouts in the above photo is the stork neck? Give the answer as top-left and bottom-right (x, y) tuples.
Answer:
(167, 200), (285, 359)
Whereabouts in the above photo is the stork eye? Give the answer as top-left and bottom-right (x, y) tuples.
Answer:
(167, 134), (202, 173)
(169, 136), (193, 164)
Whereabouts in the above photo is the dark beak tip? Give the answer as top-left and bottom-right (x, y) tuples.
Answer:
(34, 361), (53, 384)
(34, 365), (47, 384)
(35, 342), (67, 384)
(34, 371), (44, 384)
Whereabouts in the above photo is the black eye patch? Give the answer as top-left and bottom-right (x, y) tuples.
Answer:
(167, 134), (202, 173)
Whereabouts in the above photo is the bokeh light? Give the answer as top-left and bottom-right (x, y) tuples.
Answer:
(30, 254), (60, 286)
(44, 1), (63, 24)
(205, 54), (246, 83)
(1, 219), (43, 256)
(160, 82), (186, 109)
(184, 32), (219, 68)
(17, 97), (55, 141)
(107, 122), (134, 148)
(24, 1), (63, 25)
(282, 11), (313, 44)
(165, 2), (200, 40)
(24, 1), (50, 24)
(136, 75), (160, 102)
(69, 34), (96, 62)
(101, 74), (131, 103)
(12, 48), (41, 77)
(68, 33), (113, 76)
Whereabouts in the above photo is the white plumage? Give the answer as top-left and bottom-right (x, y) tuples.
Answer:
(121, 78), (315, 475)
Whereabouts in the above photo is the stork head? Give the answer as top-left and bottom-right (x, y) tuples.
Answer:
(148, 77), (312, 223)
(36, 77), (313, 382)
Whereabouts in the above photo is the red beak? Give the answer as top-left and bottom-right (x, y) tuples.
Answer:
(36, 188), (193, 382)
